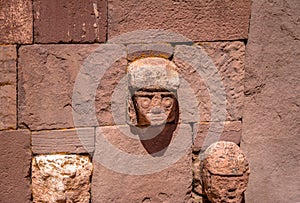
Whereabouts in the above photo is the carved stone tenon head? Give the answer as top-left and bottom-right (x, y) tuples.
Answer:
(200, 141), (250, 203)
(127, 57), (180, 127)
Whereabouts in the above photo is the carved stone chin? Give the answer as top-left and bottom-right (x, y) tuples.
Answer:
(127, 57), (179, 127)
(200, 141), (250, 203)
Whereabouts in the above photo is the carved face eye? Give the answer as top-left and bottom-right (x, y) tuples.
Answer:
(162, 97), (173, 108)
(139, 97), (151, 109)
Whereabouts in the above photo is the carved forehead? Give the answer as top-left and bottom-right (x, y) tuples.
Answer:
(127, 57), (180, 90)
(203, 141), (249, 176)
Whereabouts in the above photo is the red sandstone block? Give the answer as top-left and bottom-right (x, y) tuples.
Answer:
(0, 45), (17, 130)
(32, 128), (95, 154)
(0, 130), (31, 202)
(92, 125), (193, 202)
(34, 0), (107, 43)
(18, 44), (127, 130)
(193, 121), (242, 152)
(174, 41), (245, 122)
(0, 0), (33, 44)
(108, 0), (251, 42)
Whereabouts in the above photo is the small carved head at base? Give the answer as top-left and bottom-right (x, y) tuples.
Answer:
(127, 57), (180, 127)
(200, 141), (250, 203)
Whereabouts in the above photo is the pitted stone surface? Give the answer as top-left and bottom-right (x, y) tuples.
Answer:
(34, 0), (107, 43)
(0, 46), (17, 130)
(201, 141), (250, 203)
(0, 130), (31, 203)
(32, 154), (93, 203)
(0, 0), (32, 44)
(108, 0), (251, 41)
(174, 41), (245, 122)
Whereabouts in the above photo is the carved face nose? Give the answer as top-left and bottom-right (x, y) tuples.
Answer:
(152, 94), (162, 106)
(151, 107), (163, 114)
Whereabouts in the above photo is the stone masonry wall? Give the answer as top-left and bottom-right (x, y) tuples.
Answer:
(0, 0), (298, 203)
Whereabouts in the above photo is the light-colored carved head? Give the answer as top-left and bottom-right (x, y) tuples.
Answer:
(201, 141), (250, 203)
(127, 57), (179, 127)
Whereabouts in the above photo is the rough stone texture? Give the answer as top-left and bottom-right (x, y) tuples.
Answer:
(0, 130), (31, 203)
(32, 128), (95, 154)
(174, 41), (245, 122)
(127, 43), (173, 61)
(18, 44), (100, 130)
(0, 45), (17, 130)
(241, 0), (300, 202)
(193, 121), (242, 152)
(108, 0), (251, 41)
(0, 0), (33, 44)
(34, 0), (107, 43)
(201, 141), (250, 203)
(92, 125), (193, 202)
(32, 154), (93, 203)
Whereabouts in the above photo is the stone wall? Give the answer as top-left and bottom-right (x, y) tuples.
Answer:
(0, 0), (298, 202)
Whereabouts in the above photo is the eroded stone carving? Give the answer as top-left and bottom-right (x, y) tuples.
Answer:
(127, 57), (180, 127)
(32, 154), (93, 203)
(200, 141), (250, 203)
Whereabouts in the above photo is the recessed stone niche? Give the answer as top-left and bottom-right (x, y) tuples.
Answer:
(32, 154), (93, 203)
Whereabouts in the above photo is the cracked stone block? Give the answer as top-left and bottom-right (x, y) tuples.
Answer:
(0, 45), (17, 130)
(34, 0), (107, 43)
(0, 0), (33, 44)
(0, 130), (31, 203)
(32, 154), (93, 203)
(108, 0), (251, 41)
(92, 125), (193, 202)
(173, 41), (245, 122)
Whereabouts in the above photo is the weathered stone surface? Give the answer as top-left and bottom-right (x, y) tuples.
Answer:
(193, 121), (242, 152)
(241, 0), (300, 202)
(32, 154), (93, 203)
(18, 44), (100, 130)
(0, 130), (31, 203)
(201, 141), (250, 203)
(32, 128), (95, 154)
(108, 0), (251, 41)
(174, 41), (245, 122)
(34, 0), (107, 43)
(127, 43), (173, 61)
(0, 45), (17, 130)
(0, 0), (33, 44)
(92, 125), (193, 202)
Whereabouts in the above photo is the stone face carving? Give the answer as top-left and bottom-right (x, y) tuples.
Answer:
(200, 141), (250, 203)
(127, 57), (180, 127)
(32, 154), (93, 203)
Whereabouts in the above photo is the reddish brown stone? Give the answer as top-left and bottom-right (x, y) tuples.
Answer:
(174, 41), (245, 122)
(92, 125), (193, 202)
(108, 0), (251, 41)
(193, 121), (242, 152)
(18, 44), (127, 130)
(0, 45), (17, 130)
(201, 142), (250, 203)
(0, 0), (33, 44)
(127, 43), (173, 61)
(32, 128), (95, 154)
(34, 0), (107, 43)
(241, 0), (300, 202)
(0, 130), (31, 202)
(18, 44), (98, 130)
